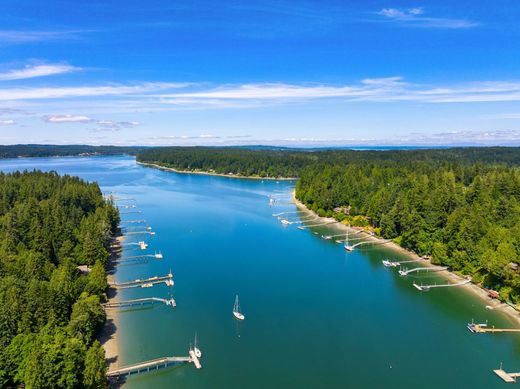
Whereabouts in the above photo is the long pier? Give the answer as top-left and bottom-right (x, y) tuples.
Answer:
(102, 297), (176, 309)
(399, 266), (448, 276)
(469, 323), (520, 334)
(110, 272), (173, 289)
(107, 350), (202, 378)
(272, 211), (303, 217)
(383, 258), (422, 267)
(114, 253), (163, 264)
(125, 231), (156, 236)
(120, 219), (147, 224)
(413, 279), (471, 291)
(297, 221), (338, 230)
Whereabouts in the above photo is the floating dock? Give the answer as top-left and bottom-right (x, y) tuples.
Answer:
(494, 368), (520, 383)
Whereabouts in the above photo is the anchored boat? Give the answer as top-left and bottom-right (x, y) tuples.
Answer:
(233, 295), (245, 321)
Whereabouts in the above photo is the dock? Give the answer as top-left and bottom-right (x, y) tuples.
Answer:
(398, 266), (447, 276)
(468, 323), (520, 334)
(114, 253), (162, 264)
(120, 219), (147, 224)
(107, 351), (201, 378)
(493, 364), (520, 383)
(110, 272), (173, 289)
(102, 297), (176, 309)
(298, 221), (338, 229)
(413, 279), (470, 291)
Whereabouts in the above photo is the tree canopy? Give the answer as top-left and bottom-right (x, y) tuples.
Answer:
(0, 171), (118, 388)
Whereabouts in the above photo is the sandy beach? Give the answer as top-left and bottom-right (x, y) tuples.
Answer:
(291, 191), (520, 327)
(100, 234), (124, 370)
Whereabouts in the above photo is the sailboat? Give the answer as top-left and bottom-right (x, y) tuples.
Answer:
(344, 230), (353, 251)
(194, 333), (202, 358)
(233, 295), (245, 320)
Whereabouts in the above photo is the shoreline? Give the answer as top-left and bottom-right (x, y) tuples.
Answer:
(291, 191), (520, 327)
(100, 234), (124, 370)
(137, 161), (297, 181)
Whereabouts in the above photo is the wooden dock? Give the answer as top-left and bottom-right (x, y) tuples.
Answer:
(107, 355), (194, 378)
(110, 273), (173, 289)
(102, 297), (176, 309)
(413, 279), (471, 291)
(471, 324), (520, 333)
(399, 266), (447, 277)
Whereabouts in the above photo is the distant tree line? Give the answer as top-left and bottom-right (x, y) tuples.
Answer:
(0, 144), (145, 159)
(139, 146), (520, 301)
(137, 146), (520, 178)
(0, 171), (119, 388)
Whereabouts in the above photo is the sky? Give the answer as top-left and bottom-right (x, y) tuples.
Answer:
(0, 0), (520, 146)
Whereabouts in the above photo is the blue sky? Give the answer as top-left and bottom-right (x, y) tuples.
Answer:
(0, 0), (519, 146)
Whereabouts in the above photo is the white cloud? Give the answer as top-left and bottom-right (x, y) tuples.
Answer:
(0, 119), (15, 125)
(0, 64), (81, 81)
(43, 114), (91, 123)
(0, 82), (187, 101)
(0, 30), (80, 44)
(158, 78), (520, 105)
(377, 7), (477, 29)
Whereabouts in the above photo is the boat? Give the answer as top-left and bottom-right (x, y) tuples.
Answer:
(344, 231), (353, 251)
(467, 320), (487, 333)
(138, 241), (148, 250)
(155, 252), (163, 259)
(141, 282), (153, 288)
(269, 198), (275, 206)
(233, 295), (245, 320)
(194, 333), (202, 358)
(322, 235), (332, 240)
(297, 226), (305, 230)
(382, 259), (398, 267)
(281, 219), (290, 225)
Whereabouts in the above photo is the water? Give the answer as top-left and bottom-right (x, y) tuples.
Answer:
(2, 155), (520, 388)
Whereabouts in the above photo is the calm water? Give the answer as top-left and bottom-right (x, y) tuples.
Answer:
(2, 156), (520, 388)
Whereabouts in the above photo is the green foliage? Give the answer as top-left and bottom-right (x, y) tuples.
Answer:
(0, 144), (144, 159)
(83, 341), (108, 389)
(138, 146), (520, 178)
(295, 155), (520, 300)
(0, 171), (117, 387)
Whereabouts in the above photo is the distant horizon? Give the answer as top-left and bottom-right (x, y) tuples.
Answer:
(1, 142), (519, 150)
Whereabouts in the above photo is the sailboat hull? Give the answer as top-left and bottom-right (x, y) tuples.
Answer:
(233, 311), (245, 320)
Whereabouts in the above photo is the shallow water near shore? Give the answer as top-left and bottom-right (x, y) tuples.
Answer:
(2, 155), (520, 388)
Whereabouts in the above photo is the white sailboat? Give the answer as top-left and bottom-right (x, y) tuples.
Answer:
(194, 333), (202, 358)
(233, 295), (245, 320)
(344, 230), (353, 251)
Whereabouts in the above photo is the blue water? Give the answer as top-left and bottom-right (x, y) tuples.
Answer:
(2, 155), (520, 388)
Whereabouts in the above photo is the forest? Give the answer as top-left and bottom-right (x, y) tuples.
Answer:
(140, 146), (520, 301)
(137, 146), (520, 178)
(0, 171), (119, 388)
(0, 144), (144, 159)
